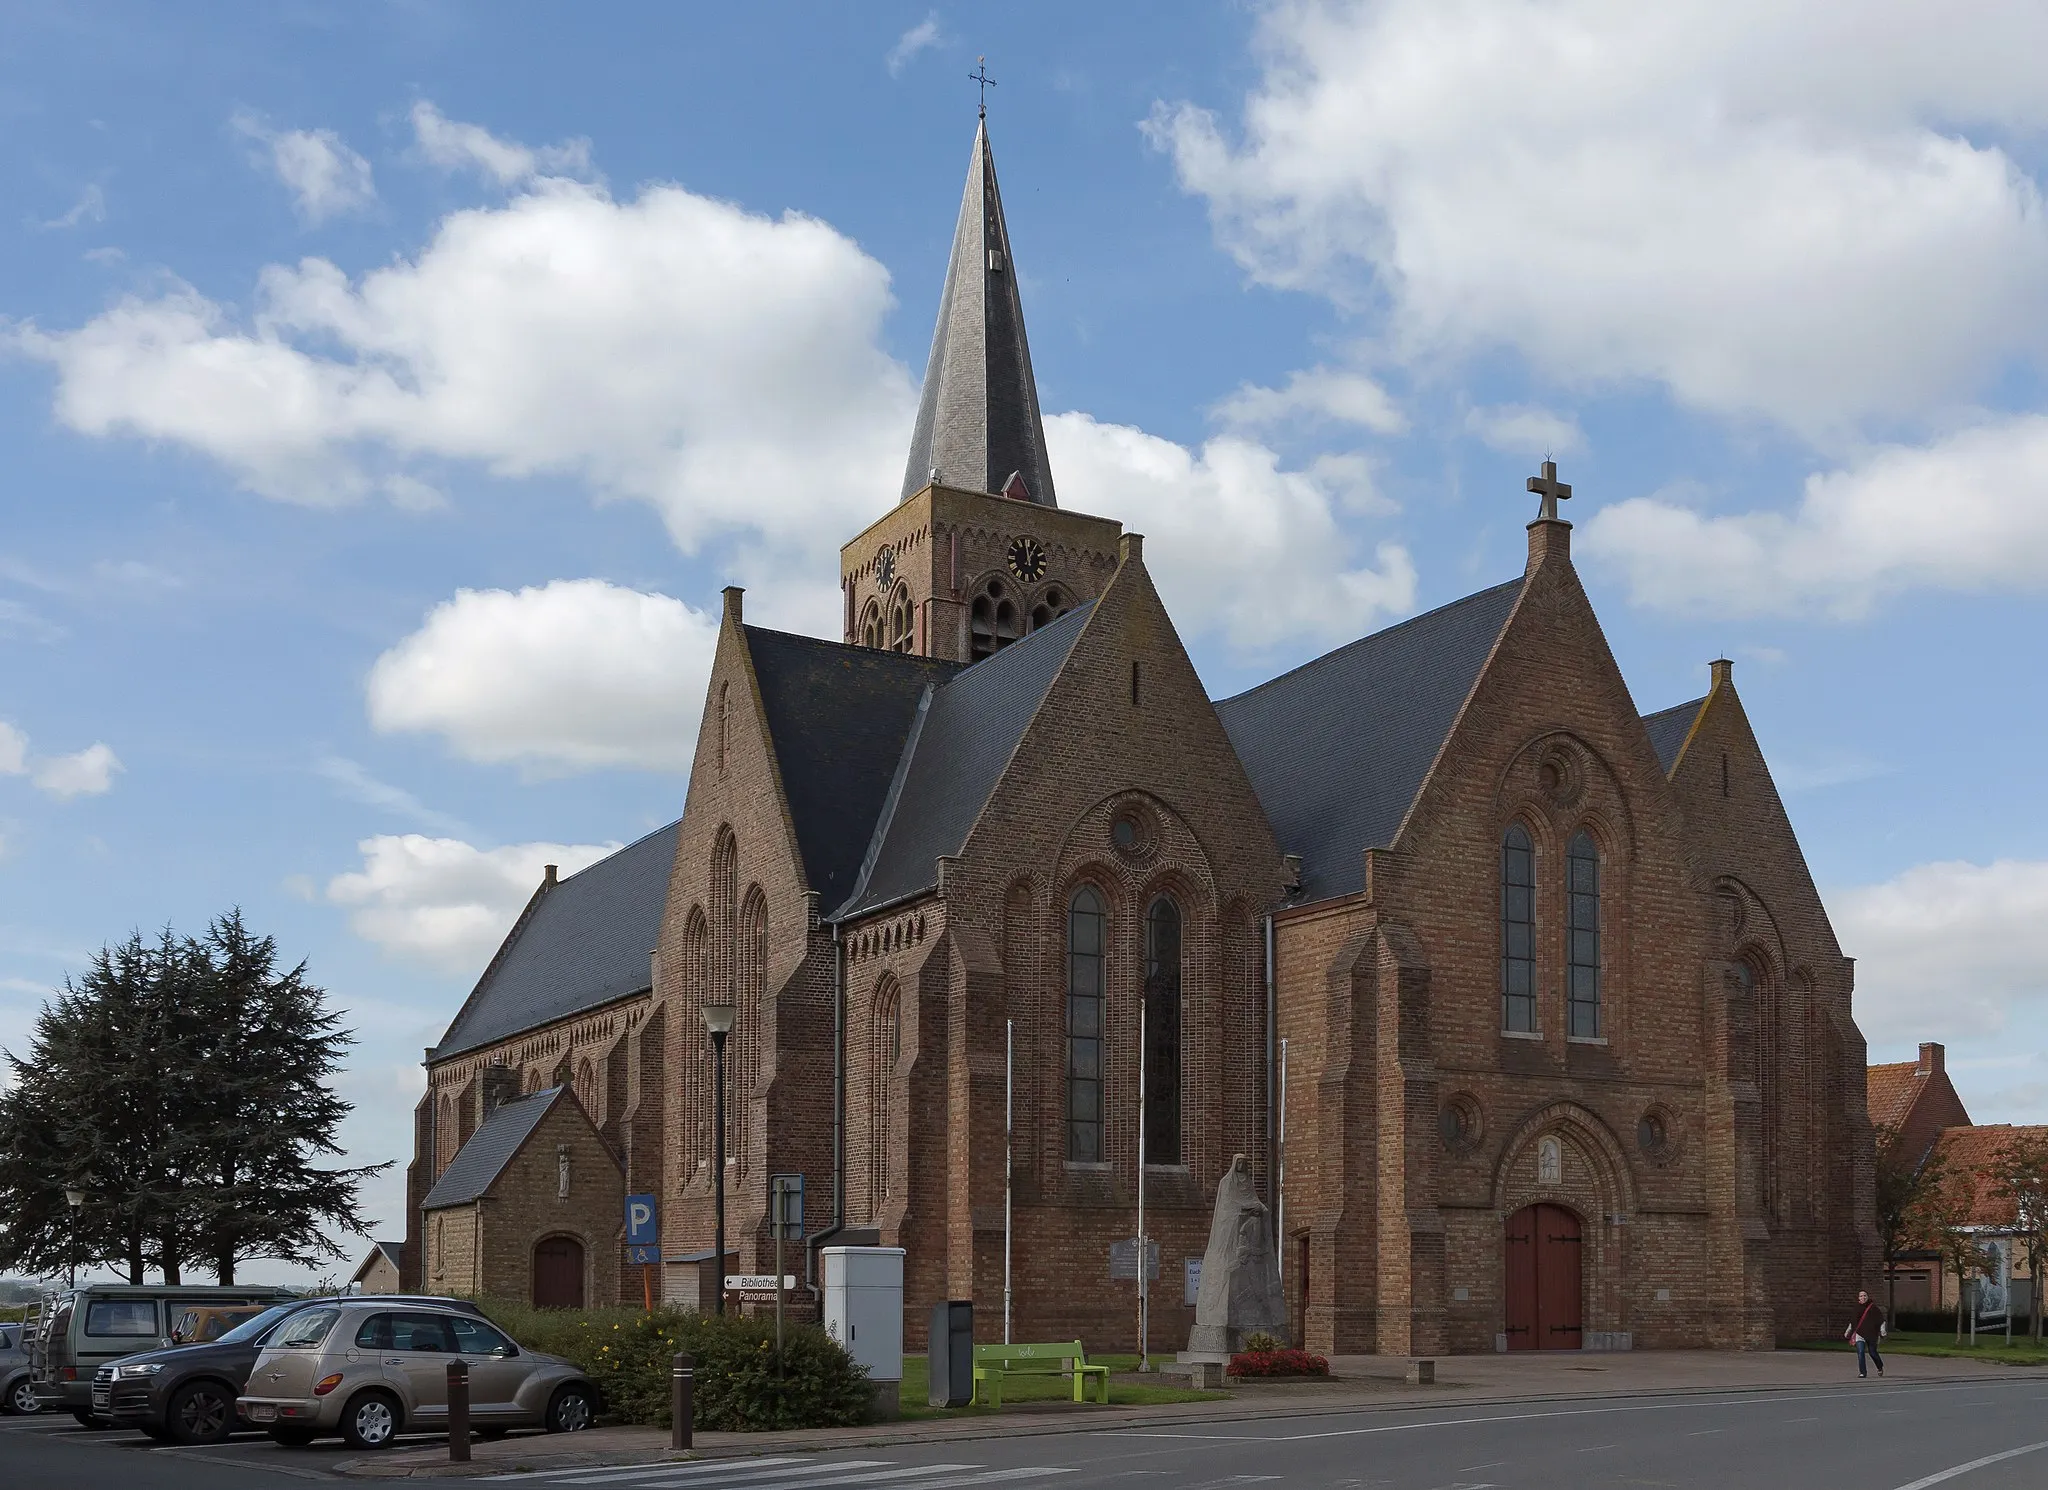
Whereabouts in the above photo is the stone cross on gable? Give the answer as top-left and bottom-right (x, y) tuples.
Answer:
(1526, 459), (1572, 522)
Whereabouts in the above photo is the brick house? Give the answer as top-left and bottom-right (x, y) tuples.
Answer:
(402, 117), (1879, 1349)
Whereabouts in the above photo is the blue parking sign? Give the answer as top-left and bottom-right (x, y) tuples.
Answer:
(625, 1192), (658, 1246)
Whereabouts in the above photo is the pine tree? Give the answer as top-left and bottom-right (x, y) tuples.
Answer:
(169, 911), (386, 1284)
(0, 914), (385, 1285)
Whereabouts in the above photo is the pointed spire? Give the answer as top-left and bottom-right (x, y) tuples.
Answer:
(899, 118), (1058, 507)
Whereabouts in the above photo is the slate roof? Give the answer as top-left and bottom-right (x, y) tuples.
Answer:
(1642, 696), (1707, 774)
(899, 119), (1059, 507)
(430, 821), (679, 1062)
(351, 1241), (403, 1282)
(745, 626), (962, 908)
(835, 602), (1095, 918)
(421, 1088), (562, 1210)
(1215, 579), (1524, 905)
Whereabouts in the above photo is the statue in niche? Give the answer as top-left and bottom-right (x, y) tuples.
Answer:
(558, 1144), (572, 1200)
(1538, 1135), (1562, 1186)
(1186, 1153), (1289, 1357)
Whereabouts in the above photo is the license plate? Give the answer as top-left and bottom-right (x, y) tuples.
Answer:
(91, 1387), (110, 1409)
(249, 1405), (277, 1423)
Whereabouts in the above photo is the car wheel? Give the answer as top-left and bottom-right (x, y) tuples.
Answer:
(544, 1384), (595, 1434)
(5, 1378), (39, 1415)
(166, 1381), (236, 1446)
(339, 1390), (401, 1450)
(268, 1427), (318, 1447)
(71, 1408), (105, 1429)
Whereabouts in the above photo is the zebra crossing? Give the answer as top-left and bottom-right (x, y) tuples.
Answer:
(480, 1453), (1080, 1490)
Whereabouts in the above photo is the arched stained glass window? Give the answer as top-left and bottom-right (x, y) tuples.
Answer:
(1067, 887), (1106, 1162)
(1501, 825), (1536, 1033)
(1566, 830), (1601, 1038)
(1143, 897), (1182, 1166)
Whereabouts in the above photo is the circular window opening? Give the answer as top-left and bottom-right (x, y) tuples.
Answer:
(1439, 1095), (1482, 1153)
(1638, 1111), (1669, 1155)
(1112, 818), (1138, 850)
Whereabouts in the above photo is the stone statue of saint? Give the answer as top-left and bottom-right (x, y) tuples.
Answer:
(1186, 1152), (1289, 1356)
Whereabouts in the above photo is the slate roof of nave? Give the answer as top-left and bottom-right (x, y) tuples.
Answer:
(833, 601), (1096, 919)
(420, 1086), (564, 1209)
(744, 625), (962, 909)
(1642, 696), (1709, 774)
(429, 821), (679, 1062)
(1215, 579), (1525, 905)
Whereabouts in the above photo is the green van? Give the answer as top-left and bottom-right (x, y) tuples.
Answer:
(30, 1284), (291, 1425)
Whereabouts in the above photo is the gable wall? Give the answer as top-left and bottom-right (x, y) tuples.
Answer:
(654, 593), (838, 1280)
(860, 544), (1286, 1348)
(473, 1097), (625, 1308)
(1666, 674), (1879, 1336)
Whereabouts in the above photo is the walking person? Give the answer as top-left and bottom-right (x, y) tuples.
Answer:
(1844, 1290), (1886, 1378)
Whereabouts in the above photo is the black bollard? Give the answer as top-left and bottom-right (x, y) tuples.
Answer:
(447, 1358), (470, 1462)
(670, 1351), (695, 1450)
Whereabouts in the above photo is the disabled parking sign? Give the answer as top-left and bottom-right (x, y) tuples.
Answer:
(625, 1193), (659, 1265)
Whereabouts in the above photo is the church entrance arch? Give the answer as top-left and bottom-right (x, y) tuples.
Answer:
(533, 1235), (585, 1309)
(1504, 1203), (1582, 1350)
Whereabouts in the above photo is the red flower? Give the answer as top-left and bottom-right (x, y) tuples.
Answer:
(1226, 1347), (1330, 1378)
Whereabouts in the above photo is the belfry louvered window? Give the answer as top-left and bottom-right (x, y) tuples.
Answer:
(1501, 825), (1536, 1032)
(1566, 830), (1602, 1038)
(1066, 886), (1106, 1162)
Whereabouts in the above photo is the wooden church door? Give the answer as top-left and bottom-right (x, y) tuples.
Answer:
(533, 1236), (585, 1309)
(1503, 1203), (1583, 1350)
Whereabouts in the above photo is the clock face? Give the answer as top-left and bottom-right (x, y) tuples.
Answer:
(1006, 536), (1047, 583)
(874, 546), (896, 591)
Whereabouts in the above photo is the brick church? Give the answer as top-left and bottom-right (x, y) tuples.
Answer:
(404, 118), (1881, 1354)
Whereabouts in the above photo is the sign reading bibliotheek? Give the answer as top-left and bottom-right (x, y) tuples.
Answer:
(724, 1274), (798, 1292)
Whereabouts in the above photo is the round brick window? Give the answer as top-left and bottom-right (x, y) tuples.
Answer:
(1439, 1094), (1483, 1153)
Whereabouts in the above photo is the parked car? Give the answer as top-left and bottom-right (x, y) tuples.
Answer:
(2, 1322), (39, 1415)
(170, 1305), (268, 1346)
(238, 1301), (599, 1450)
(29, 1284), (293, 1425)
(95, 1295), (488, 1446)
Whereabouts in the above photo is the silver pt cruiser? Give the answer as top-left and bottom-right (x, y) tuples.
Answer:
(237, 1301), (599, 1449)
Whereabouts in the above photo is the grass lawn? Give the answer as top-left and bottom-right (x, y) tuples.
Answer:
(1788, 1330), (2048, 1367)
(894, 1353), (1225, 1419)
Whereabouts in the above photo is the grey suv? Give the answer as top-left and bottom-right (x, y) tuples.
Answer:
(94, 1295), (487, 1445)
(239, 1302), (598, 1450)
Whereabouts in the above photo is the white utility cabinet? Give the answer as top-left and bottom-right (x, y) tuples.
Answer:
(822, 1245), (904, 1384)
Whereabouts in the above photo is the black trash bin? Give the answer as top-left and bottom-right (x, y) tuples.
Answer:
(927, 1300), (974, 1408)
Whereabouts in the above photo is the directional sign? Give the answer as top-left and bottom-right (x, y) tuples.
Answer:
(627, 1244), (661, 1266)
(724, 1274), (797, 1291)
(625, 1193), (659, 1246)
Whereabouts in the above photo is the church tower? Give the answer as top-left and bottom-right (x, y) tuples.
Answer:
(841, 117), (1122, 663)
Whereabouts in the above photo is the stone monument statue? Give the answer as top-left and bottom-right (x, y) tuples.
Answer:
(1186, 1152), (1289, 1356)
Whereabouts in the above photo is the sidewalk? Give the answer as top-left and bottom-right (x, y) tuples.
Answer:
(334, 1348), (2023, 1479)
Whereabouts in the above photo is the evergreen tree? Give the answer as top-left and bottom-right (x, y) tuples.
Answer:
(0, 914), (384, 1285)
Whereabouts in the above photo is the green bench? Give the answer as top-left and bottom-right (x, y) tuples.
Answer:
(971, 1340), (1111, 1407)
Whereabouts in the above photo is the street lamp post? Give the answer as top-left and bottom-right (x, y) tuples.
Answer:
(64, 1187), (86, 1289)
(702, 1002), (735, 1316)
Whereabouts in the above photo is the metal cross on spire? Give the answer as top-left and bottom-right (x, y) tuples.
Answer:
(970, 57), (997, 118)
(1526, 459), (1572, 522)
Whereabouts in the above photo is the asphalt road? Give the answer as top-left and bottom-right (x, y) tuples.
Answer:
(3, 1375), (2045, 1490)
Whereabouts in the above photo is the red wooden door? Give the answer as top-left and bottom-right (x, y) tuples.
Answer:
(533, 1236), (585, 1309)
(1504, 1204), (1582, 1350)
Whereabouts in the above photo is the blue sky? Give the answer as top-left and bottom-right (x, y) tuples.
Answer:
(5, 2), (2047, 1283)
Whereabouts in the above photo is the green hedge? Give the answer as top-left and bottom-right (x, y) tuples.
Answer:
(474, 1299), (872, 1431)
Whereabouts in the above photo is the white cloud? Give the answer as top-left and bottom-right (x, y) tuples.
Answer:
(368, 579), (720, 775)
(409, 102), (590, 186)
(887, 15), (946, 77)
(1465, 404), (1583, 459)
(0, 723), (25, 775)
(1584, 414), (2048, 617)
(1212, 366), (1406, 435)
(35, 185), (105, 231)
(1836, 859), (2048, 1045)
(326, 834), (617, 973)
(1151, 1), (2048, 435)
(13, 134), (911, 583)
(233, 113), (376, 222)
(1048, 412), (1416, 651)
(30, 742), (121, 800)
